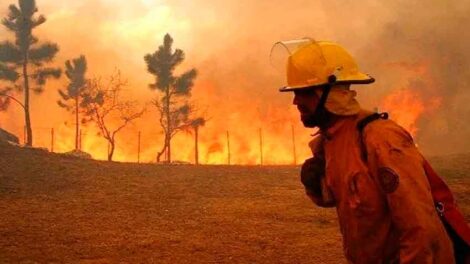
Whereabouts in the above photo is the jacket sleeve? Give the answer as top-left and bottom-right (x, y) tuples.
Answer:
(304, 178), (336, 208)
(364, 121), (452, 264)
(301, 157), (336, 208)
(302, 136), (335, 208)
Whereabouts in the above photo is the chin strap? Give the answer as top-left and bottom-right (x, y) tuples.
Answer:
(313, 75), (337, 128)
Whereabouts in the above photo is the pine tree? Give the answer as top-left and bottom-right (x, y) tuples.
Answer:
(57, 55), (87, 150)
(144, 33), (197, 162)
(0, 61), (20, 111)
(0, 0), (61, 146)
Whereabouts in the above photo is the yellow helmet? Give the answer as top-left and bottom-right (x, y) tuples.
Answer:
(272, 39), (374, 92)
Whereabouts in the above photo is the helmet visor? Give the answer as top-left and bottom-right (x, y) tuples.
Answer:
(270, 38), (328, 91)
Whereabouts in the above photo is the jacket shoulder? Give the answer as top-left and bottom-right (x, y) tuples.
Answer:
(361, 117), (416, 152)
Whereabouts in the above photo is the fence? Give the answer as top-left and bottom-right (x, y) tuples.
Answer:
(6, 124), (312, 165)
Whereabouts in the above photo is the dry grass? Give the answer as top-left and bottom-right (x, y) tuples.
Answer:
(0, 143), (468, 263)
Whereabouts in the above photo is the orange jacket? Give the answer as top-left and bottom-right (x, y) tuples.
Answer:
(307, 110), (454, 264)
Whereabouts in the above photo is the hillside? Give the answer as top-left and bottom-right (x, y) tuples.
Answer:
(0, 142), (469, 263)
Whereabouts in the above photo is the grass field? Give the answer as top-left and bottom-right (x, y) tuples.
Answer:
(0, 142), (469, 263)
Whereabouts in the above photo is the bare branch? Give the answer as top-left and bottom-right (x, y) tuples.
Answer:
(0, 92), (24, 109)
(81, 71), (144, 161)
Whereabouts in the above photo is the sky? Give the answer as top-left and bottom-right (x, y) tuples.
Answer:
(1, 0), (469, 163)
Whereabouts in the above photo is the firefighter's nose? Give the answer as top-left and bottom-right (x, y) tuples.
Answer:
(293, 94), (299, 105)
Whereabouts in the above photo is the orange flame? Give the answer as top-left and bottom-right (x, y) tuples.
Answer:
(381, 89), (425, 136)
(380, 61), (442, 138)
(0, 2), (451, 164)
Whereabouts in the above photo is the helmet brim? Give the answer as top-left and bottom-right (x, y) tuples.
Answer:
(279, 76), (375, 92)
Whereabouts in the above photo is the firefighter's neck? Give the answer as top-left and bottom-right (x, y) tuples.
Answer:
(319, 112), (341, 137)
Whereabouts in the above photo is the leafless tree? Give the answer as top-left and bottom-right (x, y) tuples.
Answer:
(82, 71), (144, 161)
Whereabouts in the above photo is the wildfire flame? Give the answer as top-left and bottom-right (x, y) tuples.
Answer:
(379, 61), (442, 139)
(2, 0), (462, 163)
(381, 89), (425, 136)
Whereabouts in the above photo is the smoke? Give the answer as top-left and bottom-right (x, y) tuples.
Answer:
(352, 0), (470, 154)
(0, 0), (469, 162)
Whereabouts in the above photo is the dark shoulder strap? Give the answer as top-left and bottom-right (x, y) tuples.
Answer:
(357, 112), (389, 133)
(356, 112), (389, 162)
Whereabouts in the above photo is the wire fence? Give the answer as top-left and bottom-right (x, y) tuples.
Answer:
(7, 124), (310, 165)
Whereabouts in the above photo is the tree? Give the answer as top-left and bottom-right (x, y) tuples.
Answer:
(0, 62), (20, 111)
(57, 55), (87, 150)
(0, 90), (24, 112)
(82, 71), (144, 161)
(144, 33), (197, 163)
(0, 0), (61, 146)
(189, 117), (206, 165)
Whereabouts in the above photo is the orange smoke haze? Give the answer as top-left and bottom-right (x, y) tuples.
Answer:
(1, 0), (469, 163)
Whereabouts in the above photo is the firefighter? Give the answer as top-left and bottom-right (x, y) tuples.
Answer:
(275, 39), (463, 263)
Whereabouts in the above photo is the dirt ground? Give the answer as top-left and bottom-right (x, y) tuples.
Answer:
(0, 142), (469, 263)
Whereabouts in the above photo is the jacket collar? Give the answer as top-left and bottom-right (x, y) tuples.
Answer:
(320, 110), (374, 140)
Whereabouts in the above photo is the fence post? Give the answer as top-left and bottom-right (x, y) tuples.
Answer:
(259, 128), (263, 165)
(79, 129), (82, 151)
(291, 125), (297, 165)
(137, 131), (141, 163)
(226, 131), (231, 165)
(195, 127), (199, 165)
(51, 128), (54, 152)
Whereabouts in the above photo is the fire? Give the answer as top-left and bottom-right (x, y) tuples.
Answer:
(380, 61), (442, 138)
(14, 99), (312, 165)
(381, 89), (425, 136)
(167, 109), (312, 165)
(1, 1), (455, 164)
(3, 55), (441, 165)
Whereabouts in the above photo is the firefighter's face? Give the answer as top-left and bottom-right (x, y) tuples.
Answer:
(293, 89), (321, 127)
